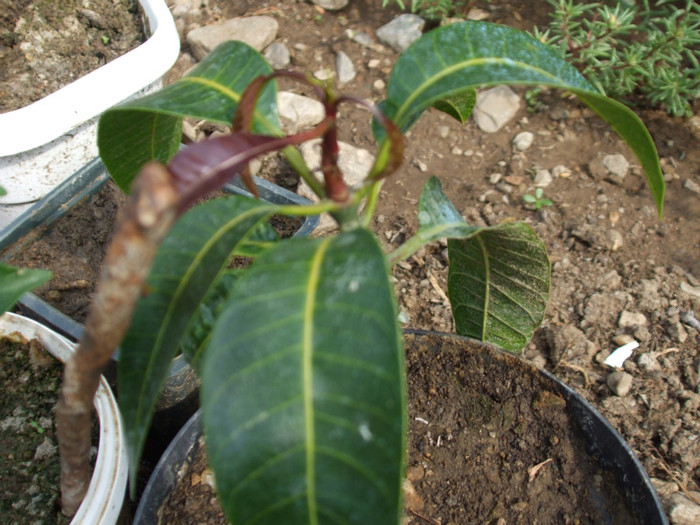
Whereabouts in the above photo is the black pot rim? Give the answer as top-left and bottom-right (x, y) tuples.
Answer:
(134, 330), (669, 525)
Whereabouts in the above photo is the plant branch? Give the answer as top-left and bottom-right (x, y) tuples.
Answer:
(56, 163), (180, 516)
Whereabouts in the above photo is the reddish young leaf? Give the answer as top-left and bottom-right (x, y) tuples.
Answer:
(169, 124), (328, 212)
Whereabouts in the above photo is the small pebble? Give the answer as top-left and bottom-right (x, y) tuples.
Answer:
(607, 371), (633, 396)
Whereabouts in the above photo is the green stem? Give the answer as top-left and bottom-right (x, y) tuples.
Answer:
(360, 182), (382, 228)
(387, 233), (428, 266)
(282, 146), (325, 198)
(277, 200), (338, 217)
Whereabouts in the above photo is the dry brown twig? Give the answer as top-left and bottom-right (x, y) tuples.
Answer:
(56, 163), (179, 516)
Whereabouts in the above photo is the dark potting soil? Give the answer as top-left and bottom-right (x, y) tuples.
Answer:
(0, 333), (68, 524)
(154, 334), (639, 524)
(5, 182), (303, 323)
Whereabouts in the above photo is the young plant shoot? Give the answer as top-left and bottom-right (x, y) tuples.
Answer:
(57, 21), (664, 523)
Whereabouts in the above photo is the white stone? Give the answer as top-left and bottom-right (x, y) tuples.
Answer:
(313, 69), (334, 81)
(264, 42), (290, 69)
(534, 169), (552, 187)
(472, 86), (521, 133)
(603, 153), (629, 178)
(513, 131), (534, 151)
(335, 50), (356, 84)
(298, 140), (375, 234)
(552, 165), (571, 178)
(186, 16), (279, 60)
(683, 178), (700, 194)
(311, 0), (349, 11)
(669, 492), (700, 525)
(606, 229), (623, 251)
(171, 0), (208, 25)
(376, 14), (425, 53)
(277, 92), (325, 134)
(618, 310), (648, 330)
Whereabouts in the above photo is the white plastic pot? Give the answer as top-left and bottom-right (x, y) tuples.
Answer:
(0, 312), (128, 525)
(0, 0), (180, 228)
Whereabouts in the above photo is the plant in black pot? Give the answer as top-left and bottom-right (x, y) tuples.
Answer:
(55, 21), (667, 523)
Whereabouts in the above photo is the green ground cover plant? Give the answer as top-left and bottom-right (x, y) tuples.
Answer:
(534, 0), (699, 117)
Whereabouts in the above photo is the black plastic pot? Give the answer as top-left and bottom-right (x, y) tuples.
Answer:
(1, 157), (318, 339)
(0, 156), (320, 453)
(133, 331), (669, 525)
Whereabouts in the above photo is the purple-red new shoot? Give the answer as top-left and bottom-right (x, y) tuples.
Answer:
(168, 121), (331, 213)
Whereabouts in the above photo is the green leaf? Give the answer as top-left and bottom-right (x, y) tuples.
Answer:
(448, 223), (550, 353)
(180, 269), (239, 374)
(399, 178), (550, 352)
(201, 228), (406, 525)
(0, 264), (51, 315)
(431, 88), (477, 123)
(98, 41), (279, 192)
(379, 21), (664, 215)
(118, 195), (276, 490)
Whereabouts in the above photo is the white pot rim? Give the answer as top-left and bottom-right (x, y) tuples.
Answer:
(0, 312), (128, 525)
(0, 0), (180, 156)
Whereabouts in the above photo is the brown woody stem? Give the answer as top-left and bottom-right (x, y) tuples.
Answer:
(56, 163), (179, 516)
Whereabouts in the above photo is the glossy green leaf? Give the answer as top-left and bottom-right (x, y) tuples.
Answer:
(0, 264), (51, 315)
(448, 223), (550, 353)
(180, 269), (239, 374)
(118, 195), (276, 489)
(379, 21), (664, 215)
(98, 41), (279, 192)
(431, 89), (477, 123)
(201, 228), (406, 525)
(400, 177), (550, 352)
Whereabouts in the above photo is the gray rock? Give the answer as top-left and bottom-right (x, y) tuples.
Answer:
(264, 42), (290, 69)
(619, 310), (648, 330)
(588, 156), (608, 181)
(607, 371), (633, 396)
(187, 16), (279, 60)
(298, 140), (375, 234)
(552, 165), (571, 178)
(683, 178), (700, 194)
(534, 168), (553, 187)
(545, 324), (596, 364)
(513, 131), (534, 151)
(669, 492), (700, 525)
(637, 352), (661, 372)
(347, 30), (385, 52)
(606, 229), (623, 251)
(376, 14), (425, 53)
(34, 436), (57, 461)
(667, 321), (688, 343)
(603, 153), (630, 179)
(472, 86), (521, 133)
(311, 0), (349, 11)
(335, 50), (356, 84)
(170, 0), (208, 26)
(277, 92), (325, 134)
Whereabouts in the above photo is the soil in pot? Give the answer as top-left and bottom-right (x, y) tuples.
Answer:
(150, 334), (640, 524)
(0, 0), (145, 113)
(0, 332), (96, 524)
(4, 182), (304, 323)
